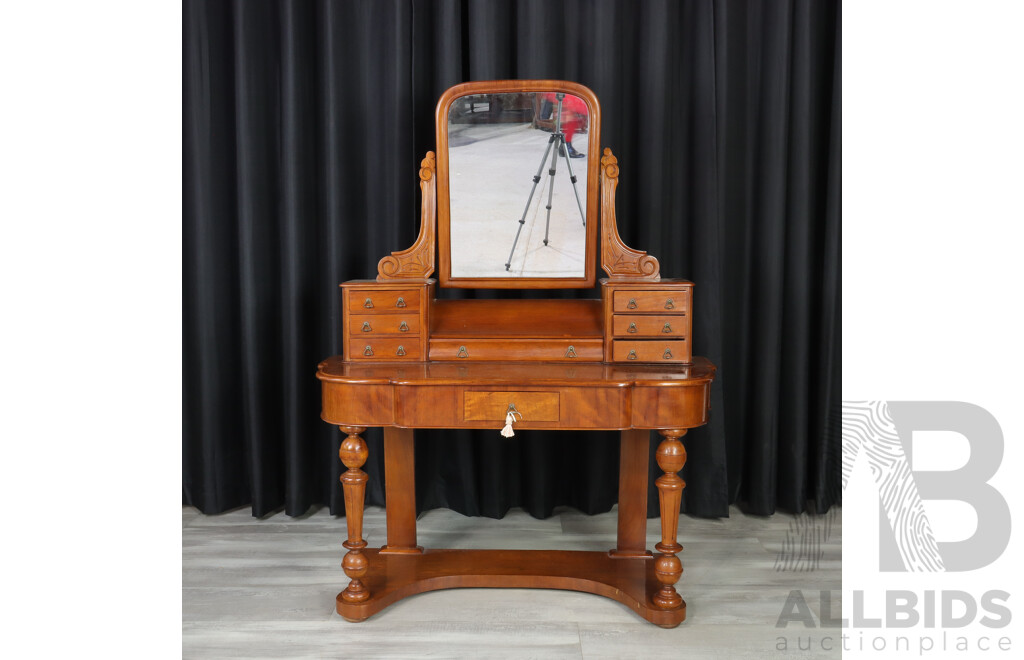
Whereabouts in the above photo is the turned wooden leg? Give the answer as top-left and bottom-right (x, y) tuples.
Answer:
(653, 429), (687, 610)
(339, 426), (369, 603)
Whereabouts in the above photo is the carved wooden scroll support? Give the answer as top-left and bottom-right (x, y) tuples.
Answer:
(600, 148), (660, 280)
(377, 151), (436, 280)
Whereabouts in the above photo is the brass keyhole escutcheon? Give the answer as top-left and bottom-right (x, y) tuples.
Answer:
(399, 321), (409, 332)
(627, 350), (638, 360)
(363, 346), (374, 356)
(663, 349), (674, 359)
(396, 297), (407, 308)
(627, 322), (638, 333)
(665, 298), (674, 310)
(396, 346), (406, 357)
(457, 346), (469, 358)
(363, 298), (374, 309)
(361, 321), (372, 332)
(627, 298), (638, 309)
(662, 323), (672, 333)
(565, 345), (578, 358)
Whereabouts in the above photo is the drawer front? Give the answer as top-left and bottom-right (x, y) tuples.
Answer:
(612, 290), (689, 314)
(429, 339), (603, 362)
(349, 314), (420, 336)
(612, 339), (690, 363)
(612, 314), (688, 338)
(347, 289), (420, 313)
(348, 338), (423, 360)
(464, 391), (560, 422)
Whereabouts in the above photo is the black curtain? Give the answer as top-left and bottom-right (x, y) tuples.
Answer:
(183, 0), (841, 519)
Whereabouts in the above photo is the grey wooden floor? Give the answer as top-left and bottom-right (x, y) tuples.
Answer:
(183, 505), (841, 659)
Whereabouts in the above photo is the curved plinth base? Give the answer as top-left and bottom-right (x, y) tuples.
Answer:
(336, 548), (686, 627)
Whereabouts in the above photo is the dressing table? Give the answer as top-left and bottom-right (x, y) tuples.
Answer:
(317, 80), (715, 627)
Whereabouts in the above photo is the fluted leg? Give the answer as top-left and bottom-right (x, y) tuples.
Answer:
(653, 429), (687, 610)
(339, 426), (369, 603)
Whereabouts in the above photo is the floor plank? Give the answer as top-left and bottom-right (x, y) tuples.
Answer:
(183, 504), (841, 659)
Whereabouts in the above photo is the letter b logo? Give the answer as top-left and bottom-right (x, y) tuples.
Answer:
(843, 401), (1010, 571)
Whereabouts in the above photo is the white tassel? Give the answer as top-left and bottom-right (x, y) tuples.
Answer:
(500, 410), (520, 437)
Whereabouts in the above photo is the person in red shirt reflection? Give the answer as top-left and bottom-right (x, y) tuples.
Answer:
(542, 92), (587, 158)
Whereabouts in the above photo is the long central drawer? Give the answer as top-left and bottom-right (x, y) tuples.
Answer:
(429, 338), (603, 362)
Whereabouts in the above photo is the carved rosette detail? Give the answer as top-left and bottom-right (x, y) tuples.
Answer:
(600, 148), (661, 280)
(339, 426), (370, 603)
(377, 151), (436, 280)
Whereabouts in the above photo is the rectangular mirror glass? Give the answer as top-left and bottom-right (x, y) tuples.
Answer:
(437, 81), (600, 288)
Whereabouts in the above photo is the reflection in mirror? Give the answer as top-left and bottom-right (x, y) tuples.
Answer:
(448, 92), (589, 279)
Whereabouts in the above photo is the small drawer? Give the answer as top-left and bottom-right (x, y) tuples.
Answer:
(349, 314), (419, 336)
(348, 338), (422, 360)
(612, 339), (690, 363)
(464, 390), (560, 422)
(612, 315), (687, 338)
(613, 290), (689, 314)
(347, 289), (420, 313)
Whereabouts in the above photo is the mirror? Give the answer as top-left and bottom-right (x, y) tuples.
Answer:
(436, 81), (601, 288)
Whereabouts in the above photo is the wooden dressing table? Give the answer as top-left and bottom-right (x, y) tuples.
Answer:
(317, 81), (715, 628)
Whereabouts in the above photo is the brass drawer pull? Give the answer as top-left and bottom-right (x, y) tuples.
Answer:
(665, 298), (674, 310)
(361, 321), (372, 332)
(396, 346), (406, 357)
(627, 298), (638, 309)
(627, 322), (638, 333)
(396, 297), (407, 308)
(363, 298), (374, 309)
(399, 321), (409, 332)
(662, 322), (672, 333)
(457, 346), (469, 358)
(363, 346), (374, 356)
(663, 348), (673, 359)
(565, 345), (578, 358)
(627, 349), (638, 360)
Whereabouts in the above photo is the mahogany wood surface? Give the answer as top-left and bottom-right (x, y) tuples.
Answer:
(653, 430), (687, 610)
(338, 426), (370, 604)
(611, 289), (689, 314)
(602, 279), (695, 363)
(430, 299), (603, 338)
(377, 152), (437, 280)
(349, 314), (421, 336)
(611, 314), (688, 337)
(612, 339), (690, 363)
(337, 548), (686, 628)
(463, 390), (561, 421)
(429, 338), (604, 362)
(381, 428), (421, 555)
(348, 338), (423, 361)
(345, 288), (421, 312)
(610, 428), (652, 559)
(319, 356), (715, 385)
(599, 148), (660, 280)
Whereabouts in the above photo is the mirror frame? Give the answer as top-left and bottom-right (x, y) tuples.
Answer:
(436, 80), (601, 289)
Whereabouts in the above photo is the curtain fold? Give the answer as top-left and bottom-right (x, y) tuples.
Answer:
(183, 0), (841, 518)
